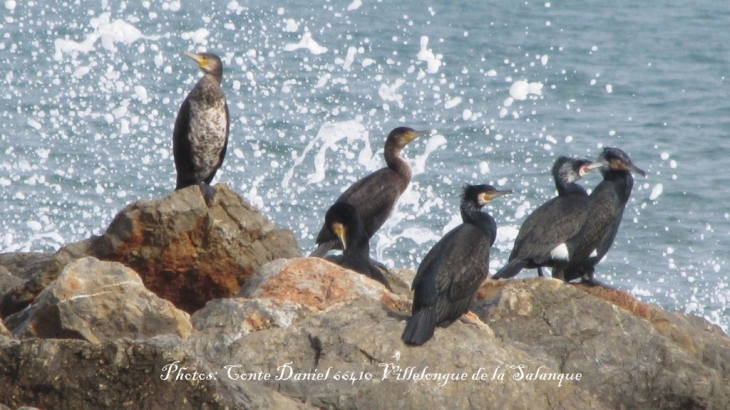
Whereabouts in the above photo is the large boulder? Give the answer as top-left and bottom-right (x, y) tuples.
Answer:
(191, 258), (605, 409)
(474, 278), (730, 410)
(0, 184), (301, 316)
(0, 336), (311, 410)
(4, 257), (191, 344)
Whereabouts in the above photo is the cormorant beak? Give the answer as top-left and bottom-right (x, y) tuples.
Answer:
(624, 162), (647, 177)
(332, 223), (347, 250)
(184, 51), (208, 69)
(580, 160), (607, 176)
(405, 130), (432, 143)
(482, 189), (513, 203)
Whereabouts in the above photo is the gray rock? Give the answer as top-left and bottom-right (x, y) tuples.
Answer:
(473, 278), (730, 410)
(0, 320), (8, 339)
(191, 299), (605, 410)
(191, 297), (317, 360)
(0, 266), (22, 298)
(0, 252), (54, 280)
(0, 335), (311, 410)
(5, 257), (191, 344)
(0, 245), (88, 319)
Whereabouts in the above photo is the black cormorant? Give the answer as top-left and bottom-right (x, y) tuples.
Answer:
(493, 157), (603, 279)
(550, 147), (646, 285)
(322, 202), (392, 290)
(172, 51), (230, 204)
(310, 127), (430, 257)
(402, 184), (511, 346)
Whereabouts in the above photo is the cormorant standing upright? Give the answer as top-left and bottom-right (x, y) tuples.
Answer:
(550, 147), (646, 284)
(493, 157), (603, 279)
(173, 51), (230, 204)
(322, 202), (392, 290)
(402, 184), (511, 346)
(311, 127), (430, 257)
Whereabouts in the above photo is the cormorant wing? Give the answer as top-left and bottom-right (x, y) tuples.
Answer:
(336, 167), (405, 236)
(567, 185), (622, 261)
(511, 194), (589, 261)
(413, 224), (491, 303)
(172, 96), (196, 188)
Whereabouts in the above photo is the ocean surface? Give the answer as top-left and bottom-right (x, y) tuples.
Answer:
(1, 0), (728, 332)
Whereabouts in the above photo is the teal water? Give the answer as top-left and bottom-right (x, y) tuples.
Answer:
(1, 0), (728, 331)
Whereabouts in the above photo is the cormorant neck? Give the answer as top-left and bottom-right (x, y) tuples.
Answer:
(556, 181), (588, 196)
(384, 145), (412, 179)
(460, 202), (496, 237)
(207, 72), (223, 85)
(601, 170), (634, 203)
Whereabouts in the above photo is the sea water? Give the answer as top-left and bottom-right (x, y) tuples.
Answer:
(0, 0), (728, 332)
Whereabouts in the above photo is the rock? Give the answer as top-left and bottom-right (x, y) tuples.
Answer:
(4, 257), (191, 344)
(0, 240), (131, 320)
(0, 320), (8, 339)
(0, 266), (22, 297)
(191, 297), (318, 361)
(240, 258), (410, 313)
(0, 336), (311, 410)
(85, 184), (301, 313)
(0, 252), (54, 280)
(473, 278), (730, 410)
(192, 298), (605, 410)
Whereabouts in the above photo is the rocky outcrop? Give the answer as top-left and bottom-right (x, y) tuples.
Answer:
(4, 257), (191, 343)
(0, 184), (301, 316)
(1, 186), (728, 409)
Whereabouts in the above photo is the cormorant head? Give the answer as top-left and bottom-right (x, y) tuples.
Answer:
(552, 156), (604, 184)
(184, 51), (224, 83)
(385, 127), (431, 150)
(325, 202), (364, 251)
(461, 184), (512, 208)
(598, 147), (646, 177)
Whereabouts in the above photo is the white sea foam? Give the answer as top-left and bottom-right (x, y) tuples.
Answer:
(416, 36), (442, 74)
(53, 13), (156, 60)
(284, 31), (328, 55)
(649, 183), (663, 200)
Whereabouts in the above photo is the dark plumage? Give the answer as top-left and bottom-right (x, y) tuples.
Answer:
(322, 202), (392, 290)
(493, 156), (603, 280)
(173, 51), (230, 204)
(311, 127), (430, 257)
(402, 184), (511, 346)
(550, 147), (646, 284)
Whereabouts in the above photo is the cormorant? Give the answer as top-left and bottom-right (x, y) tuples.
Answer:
(550, 147), (646, 285)
(310, 127), (430, 257)
(172, 51), (230, 204)
(493, 157), (603, 279)
(322, 202), (392, 290)
(402, 184), (511, 346)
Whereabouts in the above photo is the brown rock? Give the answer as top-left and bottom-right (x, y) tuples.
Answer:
(85, 184), (301, 313)
(5, 257), (191, 343)
(0, 336), (311, 410)
(240, 258), (410, 313)
(473, 278), (730, 410)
